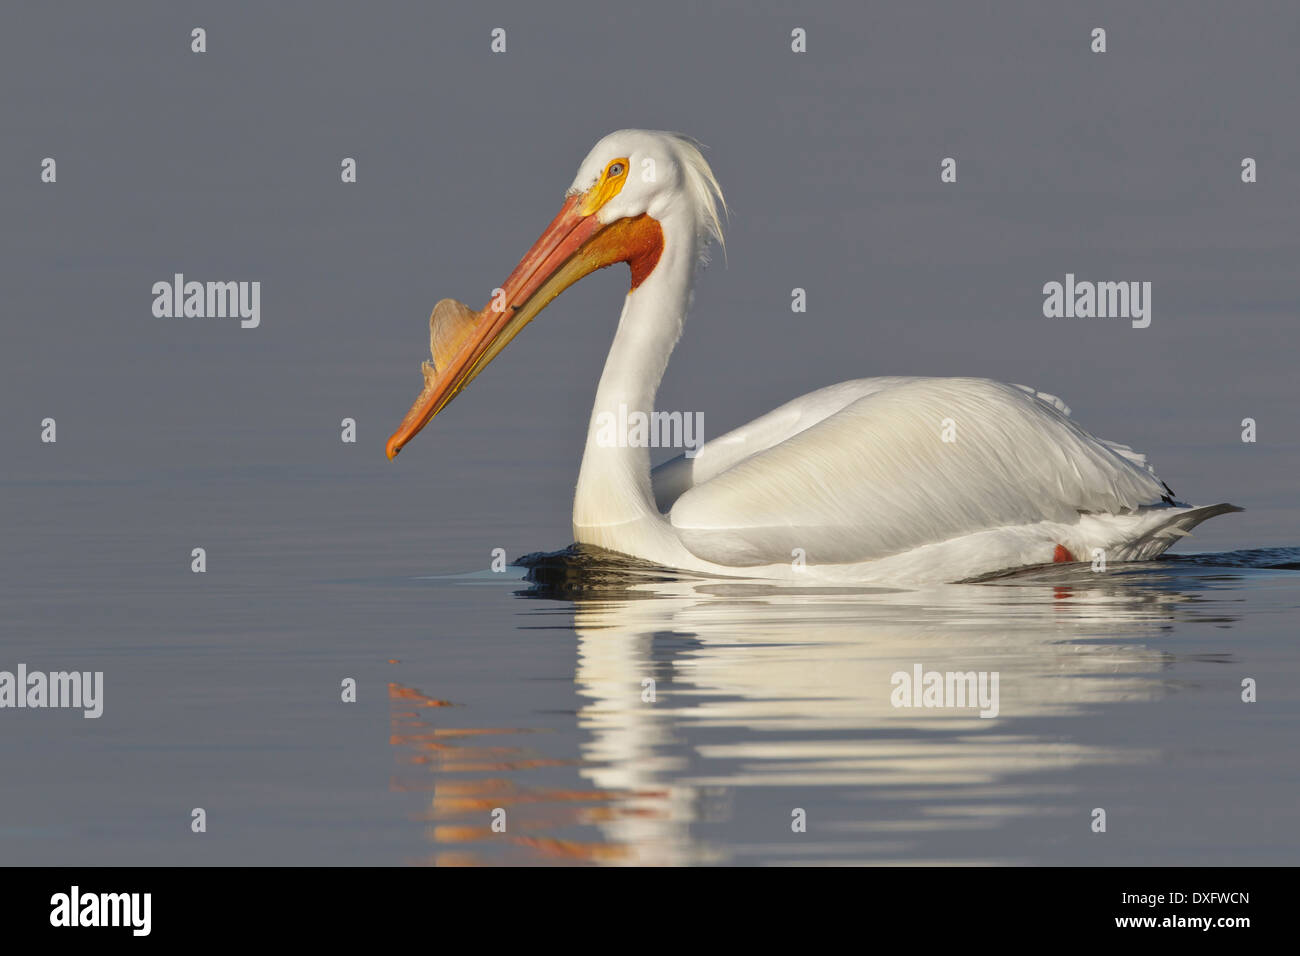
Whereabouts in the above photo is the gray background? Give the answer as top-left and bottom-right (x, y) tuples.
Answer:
(1, 1), (1297, 865)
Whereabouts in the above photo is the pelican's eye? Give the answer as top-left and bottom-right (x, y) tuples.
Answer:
(579, 157), (632, 215)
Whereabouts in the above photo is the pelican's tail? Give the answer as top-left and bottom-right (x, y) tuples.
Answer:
(1110, 502), (1244, 561)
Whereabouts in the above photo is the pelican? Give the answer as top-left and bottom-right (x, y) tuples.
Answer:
(386, 130), (1238, 585)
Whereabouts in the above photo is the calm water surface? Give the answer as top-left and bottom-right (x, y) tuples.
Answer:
(4, 479), (1294, 866)
(395, 547), (1300, 865)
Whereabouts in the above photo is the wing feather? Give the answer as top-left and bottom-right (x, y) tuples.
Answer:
(668, 378), (1169, 566)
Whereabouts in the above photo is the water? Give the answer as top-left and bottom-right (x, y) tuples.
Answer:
(396, 548), (1300, 866)
(5, 503), (1295, 865)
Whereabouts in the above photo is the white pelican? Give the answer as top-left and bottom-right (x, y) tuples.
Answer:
(386, 130), (1238, 585)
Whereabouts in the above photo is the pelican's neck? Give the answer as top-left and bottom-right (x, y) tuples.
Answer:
(573, 224), (696, 538)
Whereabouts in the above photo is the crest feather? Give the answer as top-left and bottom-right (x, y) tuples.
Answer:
(664, 133), (727, 262)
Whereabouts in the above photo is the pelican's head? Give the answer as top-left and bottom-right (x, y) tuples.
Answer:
(385, 129), (724, 460)
(564, 129), (726, 261)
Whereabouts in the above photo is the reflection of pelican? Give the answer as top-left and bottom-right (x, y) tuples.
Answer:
(512, 559), (1239, 864)
(386, 129), (1239, 584)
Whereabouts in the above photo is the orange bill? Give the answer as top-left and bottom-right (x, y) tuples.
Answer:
(386, 178), (664, 460)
